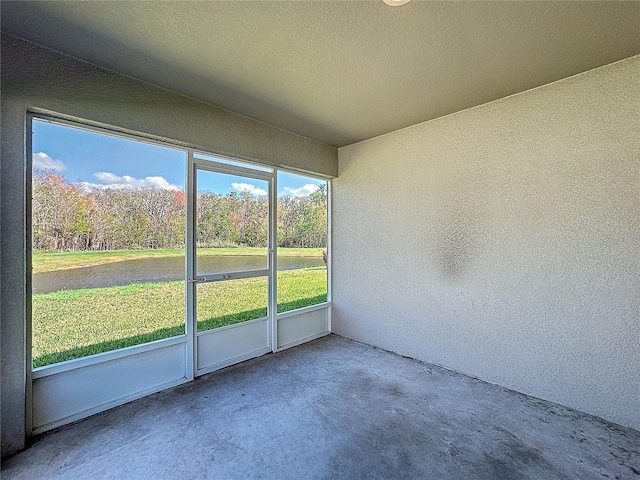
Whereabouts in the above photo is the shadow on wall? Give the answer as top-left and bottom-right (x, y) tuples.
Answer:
(435, 179), (482, 279)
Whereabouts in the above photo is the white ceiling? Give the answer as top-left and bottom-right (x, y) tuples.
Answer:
(2, 1), (639, 147)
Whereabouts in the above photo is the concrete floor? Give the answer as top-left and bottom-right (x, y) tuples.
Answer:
(2, 335), (639, 479)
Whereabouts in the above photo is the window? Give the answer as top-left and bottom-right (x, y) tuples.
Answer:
(31, 118), (187, 367)
(30, 117), (331, 370)
(276, 171), (329, 313)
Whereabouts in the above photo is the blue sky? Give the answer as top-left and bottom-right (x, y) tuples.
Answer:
(32, 119), (324, 197)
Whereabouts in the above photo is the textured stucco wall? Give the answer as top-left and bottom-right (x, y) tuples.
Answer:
(334, 56), (640, 430)
(0, 33), (336, 456)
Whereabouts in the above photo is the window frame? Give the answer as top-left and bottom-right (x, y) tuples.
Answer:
(27, 112), (332, 376)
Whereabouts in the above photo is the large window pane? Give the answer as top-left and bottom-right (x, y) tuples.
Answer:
(276, 172), (328, 313)
(195, 169), (268, 275)
(31, 119), (187, 368)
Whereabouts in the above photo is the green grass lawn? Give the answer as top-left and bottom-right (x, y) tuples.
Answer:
(32, 247), (325, 274)
(32, 267), (327, 368)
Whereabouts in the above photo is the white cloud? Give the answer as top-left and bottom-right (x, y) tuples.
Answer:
(32, 152), (66, 171)
(231, 182), (267, 196)
(283, 184), (319, 197)
(82, 172), (180, 191)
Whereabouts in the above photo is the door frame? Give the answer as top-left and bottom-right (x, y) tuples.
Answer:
(186, 152), (277, 379)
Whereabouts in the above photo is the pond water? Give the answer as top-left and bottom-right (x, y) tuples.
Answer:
(33, 255), (325, 294)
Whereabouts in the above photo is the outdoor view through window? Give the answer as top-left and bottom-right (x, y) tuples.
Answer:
(31, 120), (188, 368)
(276, 171), (328, 312)
(31, 119), (328, 368)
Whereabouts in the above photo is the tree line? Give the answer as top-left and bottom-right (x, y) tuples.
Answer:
(32, 173), (327, 252)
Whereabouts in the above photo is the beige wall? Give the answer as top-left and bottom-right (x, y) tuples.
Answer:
(334, 56), (640, 430)
(0, 34), (337, 456)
